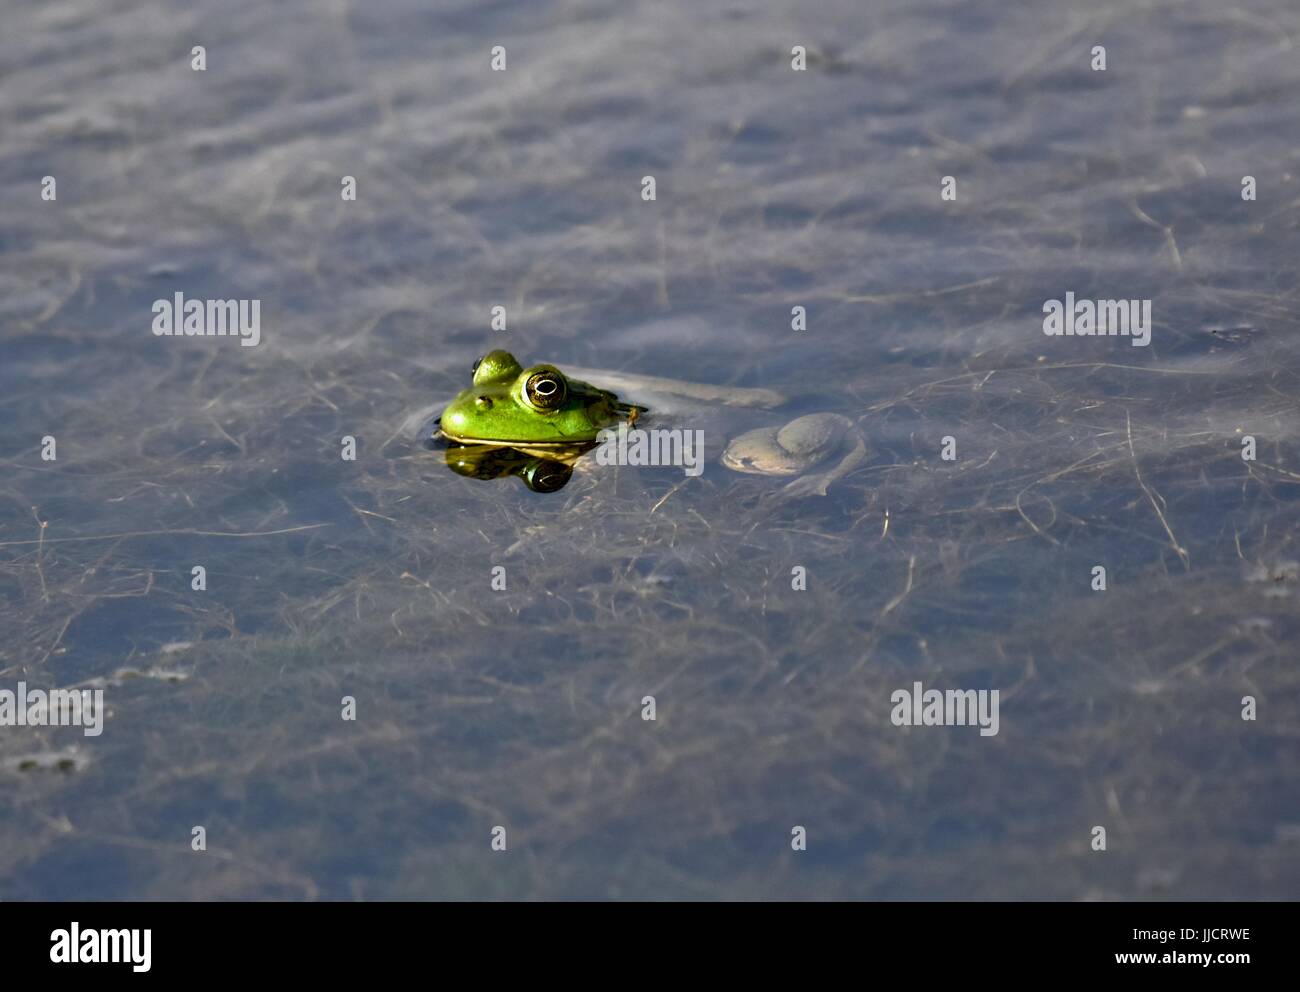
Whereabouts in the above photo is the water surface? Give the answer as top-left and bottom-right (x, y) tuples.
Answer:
(2, 0), (1299, 899)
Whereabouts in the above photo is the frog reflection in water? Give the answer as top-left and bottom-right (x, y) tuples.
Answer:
(435, 350), (867, 496)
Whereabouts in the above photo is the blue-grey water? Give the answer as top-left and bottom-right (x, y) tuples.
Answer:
(2, 0), (1299, 899)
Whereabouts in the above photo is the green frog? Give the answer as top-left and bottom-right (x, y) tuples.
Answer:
(437, 350), (638, 452)
(433, 350), (867, 497)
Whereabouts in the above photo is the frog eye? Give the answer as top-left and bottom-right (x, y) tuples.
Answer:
(525, 370), (567, 410)
(471, 356), (482, 376)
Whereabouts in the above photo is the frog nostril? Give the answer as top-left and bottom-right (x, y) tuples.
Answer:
(475, 395), (493, 409)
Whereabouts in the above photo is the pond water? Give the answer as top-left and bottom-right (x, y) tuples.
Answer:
(2, 0), (1298, 899)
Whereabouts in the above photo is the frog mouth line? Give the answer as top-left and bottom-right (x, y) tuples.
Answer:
(434, 407), (643, 448)
(445, 436), (590, 448)
(436, 427), (597, 449)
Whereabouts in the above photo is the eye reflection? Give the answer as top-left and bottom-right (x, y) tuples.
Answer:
(441, 443), (581, 493)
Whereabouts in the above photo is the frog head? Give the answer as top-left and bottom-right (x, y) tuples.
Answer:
(438, 350), (628, 445)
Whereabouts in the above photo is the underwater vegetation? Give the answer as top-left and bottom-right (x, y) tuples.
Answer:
(2, 0), (1299, 898)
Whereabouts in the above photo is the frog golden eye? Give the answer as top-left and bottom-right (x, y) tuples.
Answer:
(525, 370), (567, 410)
